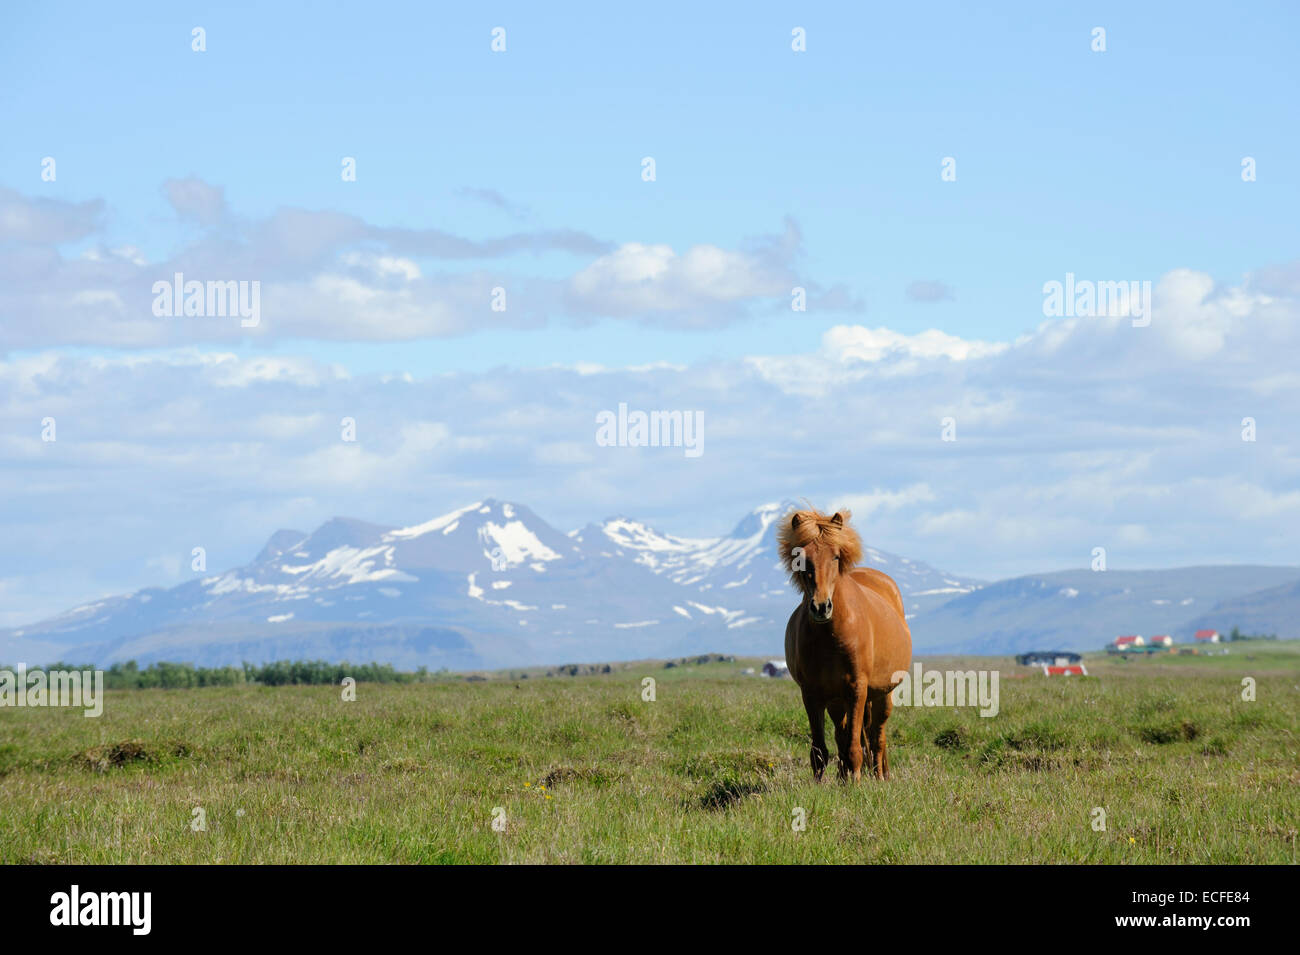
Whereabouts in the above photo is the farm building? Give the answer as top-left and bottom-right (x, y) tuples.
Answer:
(1194, 629), (1221, 643)
(1016, 651), (1082, 666)
(1114, 635), (1144, 649)
(761, 659), (790, 678)
(1149, 634), (1173, 647)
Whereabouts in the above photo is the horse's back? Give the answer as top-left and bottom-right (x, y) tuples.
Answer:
(847, 569), (912, 690)
(848, 567), (906, 622)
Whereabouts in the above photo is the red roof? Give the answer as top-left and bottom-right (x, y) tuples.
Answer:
(1115, 635), (1140, 644)
(1194, 630), (1219, 639)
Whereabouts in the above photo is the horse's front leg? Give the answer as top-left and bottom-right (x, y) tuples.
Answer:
(847, 692), (868, 781)
(831, 694), (867, 782)
(801, 689), (829, 782)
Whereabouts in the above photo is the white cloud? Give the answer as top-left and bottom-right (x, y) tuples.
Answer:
(567, 238), (793, 324)
(826, 325), (1007, 362)
(834, 485), (937, 518)
(0, 182), (825, 345)
(340, 251), (422, 281)
(746, 324), (1007, 395)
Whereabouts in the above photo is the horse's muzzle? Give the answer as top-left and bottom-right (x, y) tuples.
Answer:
(810, 599), (833, 622)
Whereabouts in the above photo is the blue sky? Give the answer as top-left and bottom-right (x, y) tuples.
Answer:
(4, 0), (1297, 372)
(1, 1), (1299, 625)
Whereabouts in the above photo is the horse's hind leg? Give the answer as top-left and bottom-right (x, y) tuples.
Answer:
(861, 707), (879, 777)
(867, 693), (893, 779)
(801, 690), (829, 782)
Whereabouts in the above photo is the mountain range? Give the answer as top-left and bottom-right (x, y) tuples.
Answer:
(3, 499), (1297, 669)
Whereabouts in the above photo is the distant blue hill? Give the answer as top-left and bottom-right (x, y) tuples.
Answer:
(910, 566), (1300, 655)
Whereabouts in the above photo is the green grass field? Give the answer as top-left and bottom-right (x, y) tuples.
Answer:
(1, 645), (1297, 864)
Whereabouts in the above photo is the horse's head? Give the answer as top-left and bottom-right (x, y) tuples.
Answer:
(777, 507), (863, 622)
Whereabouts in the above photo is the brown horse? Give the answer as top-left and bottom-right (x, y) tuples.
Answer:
(779, 508), (912, 781)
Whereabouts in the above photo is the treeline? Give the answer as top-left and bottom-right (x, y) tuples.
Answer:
(10, 659), (443, 689)
(1227, 628), (1279, 642)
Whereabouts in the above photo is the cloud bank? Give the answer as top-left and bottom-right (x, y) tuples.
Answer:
(2, 262), (1297, 626)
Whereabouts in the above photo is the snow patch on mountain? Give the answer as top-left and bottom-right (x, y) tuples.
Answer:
(386, 501), (484, 540)
(479, 521), (562, 566)
(278, 545), (418, 586)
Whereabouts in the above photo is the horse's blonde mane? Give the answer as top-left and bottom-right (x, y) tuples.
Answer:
(776, 507), (863, 590)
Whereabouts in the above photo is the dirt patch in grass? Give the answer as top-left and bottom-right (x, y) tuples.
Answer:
(696, 777), (767, 811)
(74, 739), (191, 772)
(539, 765), (621, 789)
(1003, 752), (1064, 772)
(933, 727), (968, 750)
(1004, 722), (1070, 751)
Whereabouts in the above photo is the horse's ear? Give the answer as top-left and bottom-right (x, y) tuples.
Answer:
(831, 512), (845, 527)
(791, 514), (802, 529)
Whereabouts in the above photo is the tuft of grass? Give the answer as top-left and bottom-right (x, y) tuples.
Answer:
(1135, 719), (1199, 745)
(1200, 735), (1231, 757)
(1006, 721), (1071, 751)
(755, 707), (806, 742)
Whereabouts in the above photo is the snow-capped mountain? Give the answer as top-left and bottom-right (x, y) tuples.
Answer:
(0, 499), (983, 669)
(574, 501), (979, 616)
